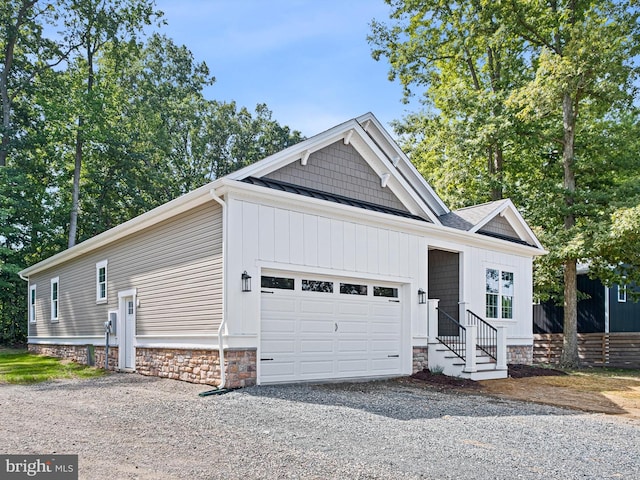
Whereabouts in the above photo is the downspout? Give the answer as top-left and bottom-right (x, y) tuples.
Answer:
(209, 190), (227, 389)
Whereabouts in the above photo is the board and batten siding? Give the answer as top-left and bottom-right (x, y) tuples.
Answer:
(225, 197), (426, 343)
(464, 245), (533, 343)
(236, 199), (422, 277)
(28, 202), (223, 340)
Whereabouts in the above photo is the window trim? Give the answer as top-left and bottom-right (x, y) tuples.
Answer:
(96, 260), (108, 303)
(485, 268), (514, 320)
(50, 277), (59, 323)
(618, 284), (627, 303)
(29, 284), (37, 324)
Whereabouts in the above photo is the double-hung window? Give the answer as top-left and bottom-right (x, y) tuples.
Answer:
(618, 284), (627, 303)
(96, 260), (108, 303)
(29, 285), (37, 323)
(486, 268), (514, 320)
(51, 277), (59, 322)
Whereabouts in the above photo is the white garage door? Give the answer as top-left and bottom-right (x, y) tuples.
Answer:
(260, 272), (404, 384)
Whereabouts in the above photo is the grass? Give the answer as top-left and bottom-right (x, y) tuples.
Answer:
(0, 348), (105, 384)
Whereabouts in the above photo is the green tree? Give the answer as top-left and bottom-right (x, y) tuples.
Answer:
(370, 0), (640, 366)
(370, 0), (531, 203)
(61, 0), (160, 247)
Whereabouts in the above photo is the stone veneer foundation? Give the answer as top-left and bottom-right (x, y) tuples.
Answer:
(412, 347), (428, 372)
(28, 344), (256, 388)
(136, 347), (256, 388)
(507, 345), (533, 365)
(30, 343), (531, 385)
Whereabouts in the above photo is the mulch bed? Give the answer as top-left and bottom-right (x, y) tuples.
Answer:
(507, 364), (567, 378)
(409, 369), (481, 389)
(409, 364), (567, 390)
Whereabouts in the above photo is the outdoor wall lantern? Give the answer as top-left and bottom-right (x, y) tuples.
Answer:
(418, 288), (427, 304)
(241, 271), (252, 292)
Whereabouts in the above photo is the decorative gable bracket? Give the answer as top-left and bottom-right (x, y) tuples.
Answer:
(380, 173), (391, 188)
(300, 150), (310, 166)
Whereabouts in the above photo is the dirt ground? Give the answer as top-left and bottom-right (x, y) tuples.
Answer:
(409, 365), (640, 419)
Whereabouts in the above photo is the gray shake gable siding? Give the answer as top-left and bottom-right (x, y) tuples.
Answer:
(264, 141), (408, 212)
(479, 215), (520, 240)
(28, 202), (223, 338)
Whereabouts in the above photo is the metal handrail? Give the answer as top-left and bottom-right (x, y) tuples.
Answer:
(467, 310), (497, 361)
(436, 308), (466, 361)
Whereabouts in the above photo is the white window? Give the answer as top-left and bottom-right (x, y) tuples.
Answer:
(486, 268), (514, 319)
(51, 277), (59, 322)
(618, 284), (627, 303)
(29, 285), (37, 323)
(96, 260), (108, 303)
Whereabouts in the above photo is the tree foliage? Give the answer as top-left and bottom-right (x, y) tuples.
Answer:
(0, 2), (303, 344)
(370, 0), (640, 366)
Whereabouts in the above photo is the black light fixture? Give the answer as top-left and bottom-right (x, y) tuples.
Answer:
(418, 288), (426, 304)
(241, 271), (252, 292)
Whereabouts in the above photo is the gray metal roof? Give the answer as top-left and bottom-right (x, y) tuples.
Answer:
(242, 177), (430, 222)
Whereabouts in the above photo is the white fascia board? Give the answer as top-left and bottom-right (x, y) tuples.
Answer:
(215, 179), (546, 257)
(356, 112), (450, 216)
(226, 118), (361, 181)
(19, 180), (222, 278)
(469, 199), (544, 250)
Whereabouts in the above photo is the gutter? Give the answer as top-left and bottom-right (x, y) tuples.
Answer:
(209, 189), (227, 390)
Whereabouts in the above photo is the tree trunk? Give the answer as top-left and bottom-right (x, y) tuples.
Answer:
(68, 38), (94, 248)
(489, 146), (504, 200)
(560, 91), (579, 367)
(68, 116), (83, 248)
(561, 258), (579, 366)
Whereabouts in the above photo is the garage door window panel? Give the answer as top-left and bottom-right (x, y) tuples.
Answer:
(340, 283), (367, 295)
(261, 276), (295, 290)
(302, 280), (334, 293)
(373, 286), (399, 298)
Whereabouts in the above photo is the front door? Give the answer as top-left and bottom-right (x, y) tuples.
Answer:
(119, 295), (136, 370)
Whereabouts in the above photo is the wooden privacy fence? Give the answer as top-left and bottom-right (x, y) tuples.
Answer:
(534, 333), (640, 368)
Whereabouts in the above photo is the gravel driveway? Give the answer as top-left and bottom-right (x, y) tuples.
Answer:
(1, 373), (639, 479)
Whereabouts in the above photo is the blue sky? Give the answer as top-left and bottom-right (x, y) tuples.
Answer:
(155, 0), (416, 137)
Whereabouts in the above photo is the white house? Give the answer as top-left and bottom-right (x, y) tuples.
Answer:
(19, 113), (545, 387)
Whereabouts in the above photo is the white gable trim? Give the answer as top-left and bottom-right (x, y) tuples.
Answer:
(227, 116), (442, 224)
(469, 199), (543, 249)
(356, 113), (450, 216)
(226, 119), (358, 181)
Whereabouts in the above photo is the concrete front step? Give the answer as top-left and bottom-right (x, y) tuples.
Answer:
(458, 368), (508, 381)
